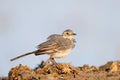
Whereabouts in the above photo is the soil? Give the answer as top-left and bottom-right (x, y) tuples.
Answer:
(1, 61), (120, 80)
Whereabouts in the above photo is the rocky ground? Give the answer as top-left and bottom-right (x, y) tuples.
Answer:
(1, 61), (120, 80)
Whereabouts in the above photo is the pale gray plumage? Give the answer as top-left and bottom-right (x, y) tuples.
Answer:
(10, 29), (76, 64)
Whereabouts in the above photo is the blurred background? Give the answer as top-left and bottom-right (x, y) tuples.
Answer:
(0, 0), (120, 76)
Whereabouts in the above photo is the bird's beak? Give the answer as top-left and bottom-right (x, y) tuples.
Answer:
(73, 33), (77, 35)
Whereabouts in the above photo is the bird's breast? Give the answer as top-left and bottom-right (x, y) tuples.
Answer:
(50, 49), (72, 58)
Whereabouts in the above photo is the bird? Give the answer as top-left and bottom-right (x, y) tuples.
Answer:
(10, 29), (76, 64)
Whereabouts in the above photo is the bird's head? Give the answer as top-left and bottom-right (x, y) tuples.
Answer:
(62, 29), (76, 40)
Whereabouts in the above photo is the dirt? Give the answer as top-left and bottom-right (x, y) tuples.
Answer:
(1, 61), (120, 80)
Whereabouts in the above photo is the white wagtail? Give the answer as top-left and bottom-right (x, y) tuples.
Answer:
(10, 29), (76, 64)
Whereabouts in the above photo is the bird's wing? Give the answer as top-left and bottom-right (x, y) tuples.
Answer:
(36, 38), (69, 55)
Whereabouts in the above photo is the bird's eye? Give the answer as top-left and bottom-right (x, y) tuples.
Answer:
(66, 32), (69, 35)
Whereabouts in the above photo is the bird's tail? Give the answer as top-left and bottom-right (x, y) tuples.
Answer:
(10, 50), (38, 61)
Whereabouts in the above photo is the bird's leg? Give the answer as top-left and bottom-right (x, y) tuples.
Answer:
(50, 57), (57, 65)
(45, 57), (57, 65)
(50, 57), (60, 69)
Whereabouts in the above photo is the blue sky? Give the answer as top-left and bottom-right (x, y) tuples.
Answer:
(0, 0), (120, 76)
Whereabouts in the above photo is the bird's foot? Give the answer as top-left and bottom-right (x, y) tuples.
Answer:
(45, 57), (57, 66)
(50, 58), (57, 65)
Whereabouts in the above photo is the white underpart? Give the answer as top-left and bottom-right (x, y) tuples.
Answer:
(50, 49), (72, 58)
